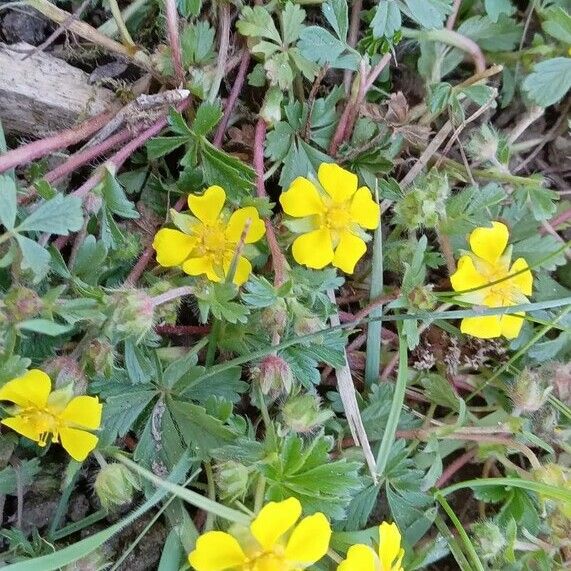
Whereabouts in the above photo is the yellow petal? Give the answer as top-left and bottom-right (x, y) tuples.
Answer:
(469, 221), (509, 264)
(60, 396), (102, 431)
(0, 369), (51, 409)
(223, 255), (252, 286)
(188, 531), (247, 571)
(500, 312), (525, 339)
(333, 231), (367, 274)
(1, 415), (43, 443)
(508, 258), (533, 296)
(285, 512), (331, 566)
(58, 427), (99, 462)
(337, 545), (377, 571)
(225, 207), (266, 244)
(378, 522), (402, 571)
(153, 228), (196, 267)
(292, 229), (334, 269)
(280, 177), (325, 217)
(187, 186), (226, 225)
(350, 187), (380, 230)
(318, 163), (358, 203)
(182, 256), (221, 282)
(460, 315), (502, 339)
(251, 497), (302, 551)
(450, 256), (487, 293)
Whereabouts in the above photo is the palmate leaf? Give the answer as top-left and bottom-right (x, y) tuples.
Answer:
(523, 57), (571, 107)
(262, 433), (362, 520)
(17, 193), (83, 235)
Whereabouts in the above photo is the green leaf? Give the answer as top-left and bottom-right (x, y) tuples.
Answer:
(323, 0), (349, 41)
(542, 7), (571, 44)
(18, 319), (74, 336)
(460, 84), (496, 106)
(17, 194), (83, 235)
(298, 26), (358, 69)
(237, 5), (281, 44)
(177, 0), (201, 18)
(100, 170), (139, 219)
(0, 459), (40, 494)
(403, 0), (452, 29)
(265, 51), (294, 89)
(192, 101), (222, 137)
(523, 57), (571, 107)
(180, 21), (215, 66)
(147, 136), (189, 159)
(282, 2), (306, 44)
(512, 234), (567, 270)
(371, 0), (402, 39)
(402, 235), (427, 293)
(484, 0), (514, 23)
(102, 387), (157, 439)
(15, 234), (51, 282)
(168, 108), (192, 136)
(0, 174), (17, 230)
(516, 184), (558, 221)
(265, 122), (295, 161)
(73, 235), (108, 284)
(458, 15), (522, 51)
(168, 399), (236, 454)
(428, 82), (451, 113)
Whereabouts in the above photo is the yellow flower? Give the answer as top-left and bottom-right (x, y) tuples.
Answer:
(279, 163), (380, 274)
(0, 369), (102, 462)
(450, 221), (533, 340)
(152, 186), (266, 286)
(188, 497), (331, 571)
(337, 522), (404, 571)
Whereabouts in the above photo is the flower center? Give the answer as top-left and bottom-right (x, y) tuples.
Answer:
(480, 263), (518, 306)
(246, 552), (289, 571)
(323, 203), (351, 232)
(19, 407), (60, 446)
(193, 222), (230, 257)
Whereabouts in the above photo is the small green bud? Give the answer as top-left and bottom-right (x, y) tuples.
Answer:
(43, 356), (87, 392)
(260, 299), (288, 337)
(106, 288), (155, 341)
(85, 339), (115, 377)
(471, 521), (506, 561)
(94, 463), (140, 511)
(5, 286), (43, 321)
(252, 355), (294, 395)
(466, 124), (504, 166)
(215, 461), (250, 502)
(509, 368), (550, 415)
(260, 86), (283, 126)
(282, 394), (334, 433)
(408, 285), (437, 310)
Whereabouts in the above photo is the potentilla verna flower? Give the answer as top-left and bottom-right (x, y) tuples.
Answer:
(0, 369), (102, 462)
(279, 163), (380, 273)
(450, 221), (533, 339)
(152, 185), (266, 285)
(188, 497), (331, 571)
(338, 522), (404, 571)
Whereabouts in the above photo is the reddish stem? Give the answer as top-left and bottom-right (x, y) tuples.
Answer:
(0, 110), (116, 174)
(20, 128), (133, 205)
(436, 448), (476, 487)
(154, 324), (210, 335)
(165, 0), (185, 85)
(213, 48), (251, 147)
(446, 0), (463, 30)
(543, 207), (571, 233)
(254, 119), (287, 287)
(343, 0), (363, 94)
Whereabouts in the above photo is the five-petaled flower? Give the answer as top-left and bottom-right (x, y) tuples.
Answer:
(450, 221), (533, 340)
(188, 497), (331, 571)
(153, 186), (266, 286)
(338, 522), (404, 571)
(280, 163), (380, 274)
(0, 369), (102, 462)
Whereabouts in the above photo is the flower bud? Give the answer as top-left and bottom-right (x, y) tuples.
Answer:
(509, 368), (550, 415)
(408, 285), (437, 311)
(252, 355), (294, 395)
(5, 286), (43, 321)
(43, 356), (87, 393)
(260, 299), (288, 337)
(215, 461), (250, 502)
(471, 521), (506, 561)
(106, 288), (155, 341)
(85, 339), (115, 377)
(466, 124), (500, 164)
(94, 463), (140, 511)
(281, 394), (334, 433)
(260, 86), (283, 126)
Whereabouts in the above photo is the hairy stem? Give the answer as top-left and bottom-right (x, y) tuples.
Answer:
(164, 0), (184, 85)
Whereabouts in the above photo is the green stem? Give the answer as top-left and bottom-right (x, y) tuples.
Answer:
(51, 509), (108, 541)
(205, 319), (222, 367)
(204, 462), (216, 531)
(375, 324), (408, 476)
(108, 0), (135, 46)
(364, 192), (383, 387)
(436, 493), (485, 571)
(434, 514), (473, 571)
(254, 474), (266, 513)
(114, 454), (251, 525)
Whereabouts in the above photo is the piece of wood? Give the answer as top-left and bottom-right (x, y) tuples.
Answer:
(0, 42), (116, 137)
